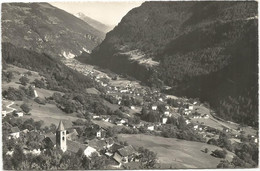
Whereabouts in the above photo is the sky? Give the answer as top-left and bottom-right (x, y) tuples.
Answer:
(50, 1), (144, 26)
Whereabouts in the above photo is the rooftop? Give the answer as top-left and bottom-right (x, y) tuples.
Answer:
(57, 120), (65, 131)
(10, 127), (20, 133)
(117, 145), (136, 157)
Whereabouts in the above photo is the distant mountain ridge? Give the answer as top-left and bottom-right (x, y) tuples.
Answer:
(80, 1), (258, 127)
(1, 3), (105, 58)
(75, 12), (114, 33)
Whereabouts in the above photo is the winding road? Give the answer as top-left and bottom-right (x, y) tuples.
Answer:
(5, 101), (16, 114)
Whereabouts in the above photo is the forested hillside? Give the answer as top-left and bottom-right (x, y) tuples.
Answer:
(2, 42), (94, 92)
(2, 3), (105, 58)
(81, 1), (258, 127)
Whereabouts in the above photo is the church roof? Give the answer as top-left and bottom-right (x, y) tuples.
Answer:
(57, 120), (65, 131)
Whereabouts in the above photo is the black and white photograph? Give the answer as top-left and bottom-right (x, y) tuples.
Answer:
(0, 0), (259, 170)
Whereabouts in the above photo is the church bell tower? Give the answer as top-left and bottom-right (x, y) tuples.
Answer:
(56, 120), (67, 152)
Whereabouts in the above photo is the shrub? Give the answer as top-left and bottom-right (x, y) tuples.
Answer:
(20, 103), (31, 114)
(212, 149), (227, 158)
(19, 76), (29, 86)
(34, 97), (46, 105)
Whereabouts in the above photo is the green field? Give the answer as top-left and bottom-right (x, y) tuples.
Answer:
(117, 134), (235, 169)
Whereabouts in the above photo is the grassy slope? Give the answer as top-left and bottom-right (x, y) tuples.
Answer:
(118, 134), (235, 169)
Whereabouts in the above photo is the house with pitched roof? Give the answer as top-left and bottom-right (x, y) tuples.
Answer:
(9, 127), (20, 139)
(66, 128), (79, 141)
(96, 127), (106, 139)
(113, 145), (136, 164)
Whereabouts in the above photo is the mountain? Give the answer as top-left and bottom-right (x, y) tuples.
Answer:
(75, 12), (114, 33)
(79, 1), (258, 127)
(1, 3), (105, 58)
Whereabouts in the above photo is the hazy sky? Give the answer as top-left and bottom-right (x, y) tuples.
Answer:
(50, 1), (144, 26)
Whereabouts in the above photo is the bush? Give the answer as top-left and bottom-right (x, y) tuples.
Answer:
(34, 97), (46, 105)
(20, 103), (31, 114)
(211, 149), (227, 158)
(33, 79), (45, 88)
(19, 76), (29, 86)
(26, 71), (32, 76)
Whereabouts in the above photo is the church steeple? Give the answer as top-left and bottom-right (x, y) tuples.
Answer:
(57, 120), (65, 131)
(56, 120), (67, 152)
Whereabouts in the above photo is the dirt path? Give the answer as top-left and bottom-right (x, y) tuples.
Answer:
(5, 101), (16, 114)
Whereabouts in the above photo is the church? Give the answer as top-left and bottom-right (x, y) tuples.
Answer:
(56, 120), (67, 152)
(43, 120), (98, 157)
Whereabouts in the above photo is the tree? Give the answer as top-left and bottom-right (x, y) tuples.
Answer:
(33, 79), (45, 88)
(20, 103), (31, 114)
(11, 145), (25, 169)
(34, 97), (46, 105)
(207, 138), (218, 145)
(49, 124), (57, 133)
(211, 149), (227, 159)
(138, 147), (157, 168)
(217, 160), (234, 168)
(19, 76), (29, 86)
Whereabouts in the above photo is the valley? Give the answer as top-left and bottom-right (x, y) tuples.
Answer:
(1, 1), (258, 170)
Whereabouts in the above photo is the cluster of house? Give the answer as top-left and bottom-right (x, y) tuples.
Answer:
(6, 120), (143, 168)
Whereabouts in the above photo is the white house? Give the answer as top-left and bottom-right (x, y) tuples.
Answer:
(162, 118), (168, 124)
(6, 150), (14, 156)
(165, 106), (170, 110)
(203, 114), (209, 119)
(96, 128), (106, 138)
(152, 105), (157, 110)
(147, 125), (154, 131)
(130, 106), (135, 110)
(193, 125), (199, 130)
(185, 120), (191, 125)
(120, 89), (129, 93)
(164, 111), (170, 116)
(15, 111), (23, 117)
(188, 105), (194, 110)
(159, 98), (163, 102)
(9, 127), (20, 139)
(93, 115), (100, 119)
(84, 146), (98, 158)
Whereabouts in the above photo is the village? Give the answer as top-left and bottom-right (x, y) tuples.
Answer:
(2, 59), (258, 169)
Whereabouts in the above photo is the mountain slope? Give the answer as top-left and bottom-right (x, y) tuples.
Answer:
(2, 42), (94, 92)
(81, 1), (258, 127)
(2, 3), (105, 58)
(75, 12), (113, 33)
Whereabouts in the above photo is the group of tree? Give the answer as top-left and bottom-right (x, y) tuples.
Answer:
(2, 86), (34, 101)
(20, 103), (32, 114)
(2, 71), (14, 83)
(2, 42), (95, 94)
(50, 92), (110, 116)
(19, 76), (29, 86)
